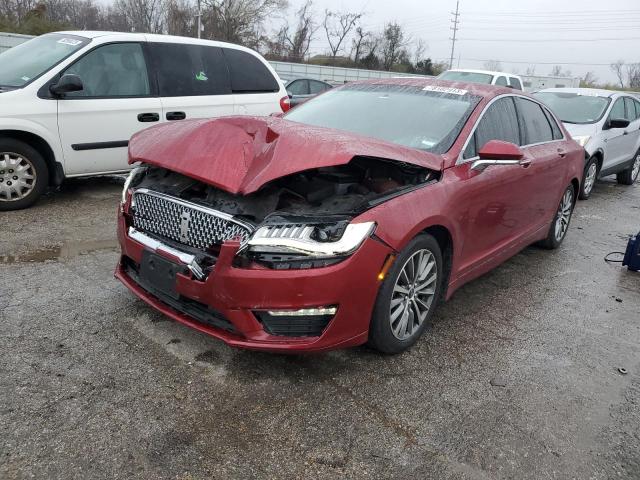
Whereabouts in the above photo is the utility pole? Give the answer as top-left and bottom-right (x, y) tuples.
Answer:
(449, 0), (460, 69)
(197, 0), (202, 39)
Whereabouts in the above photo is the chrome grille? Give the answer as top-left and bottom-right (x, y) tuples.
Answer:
(131, 190), (253, 249)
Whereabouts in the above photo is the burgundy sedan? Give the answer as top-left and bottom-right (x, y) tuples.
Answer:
(116, 79), (583, 354)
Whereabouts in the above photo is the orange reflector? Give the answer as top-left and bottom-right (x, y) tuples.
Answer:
(377, 254), (396, 281)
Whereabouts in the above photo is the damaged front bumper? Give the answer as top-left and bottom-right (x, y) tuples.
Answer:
(115, 215), (392, 352)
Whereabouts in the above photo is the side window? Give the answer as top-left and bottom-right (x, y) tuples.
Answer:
(150, 43), (231, 97)
(464, 97), (520, 159)
(635, 100), (640, 120)
(542, 107), (563, 140)
(509, 77), (523, 90)
(222, 48), (279, 93)
(309, 80), (328, 94)
(495, 76), (508, 87)
(624, 97), (637, 121)
(609, 98), (625, 120)
(287, 79), (308, 95)
(64, 43), (150, 97)
(515, 97), (554, 145)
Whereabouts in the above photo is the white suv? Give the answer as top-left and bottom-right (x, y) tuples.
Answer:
(534, 88), (640, 199)
(438, 69), (524, 90)
(0, 31), (288, 210)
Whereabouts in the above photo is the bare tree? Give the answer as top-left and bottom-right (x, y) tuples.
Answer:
(525, 65), (536, 76)
(350, 26), (369, 64)
(580, 71), (598, 88)
(413, 38), (426, 66)
(626, 63), (640, 89)
(284, 0), (315, 62)
(483, 59), (502, 71)
(322, 9), (362, 58)
(380, 22), (409, 71)
(610, 60), (625, 88)
(166, 0), (195, 36)
(113, 0), (166, 33)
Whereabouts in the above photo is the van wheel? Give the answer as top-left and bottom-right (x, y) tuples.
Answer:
(0, 138), (48, 211)
(616, 150), (640, 185)
(579, 156), (598, 200)
(368, 234), (443, 354)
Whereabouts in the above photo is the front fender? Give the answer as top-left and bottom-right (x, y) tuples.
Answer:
(0, 117), (64, 170)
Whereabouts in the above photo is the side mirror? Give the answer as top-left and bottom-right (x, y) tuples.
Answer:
(478, 140), (524, 160)
(606, 118), (630, 130)
(50, 74), (83, 96)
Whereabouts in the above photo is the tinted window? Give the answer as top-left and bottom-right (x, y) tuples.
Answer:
(624, 97), (637, 121)
(509, 77), (523, 90)
(287, 79), (308, 95)
(466, 97), (520, 159)
(150, 43), (230, 97)
(65, 43), (149, 97)
(516, 97), (554, 144)
(0, 33), (89, 88)
(309, 80), (330, 94)
(609, 98), (625, 120)
(285, 84), (481, 153)
(543, 108), (563, 140)
(495, 76), (508, 87)
(222, 48), (279, 93)
(635, 100), (640, 119)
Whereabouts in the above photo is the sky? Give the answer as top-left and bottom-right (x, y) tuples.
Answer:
(285, 0), (640, 84)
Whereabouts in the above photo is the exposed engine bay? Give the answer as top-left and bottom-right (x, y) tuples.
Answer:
(132, 156), (438, 223)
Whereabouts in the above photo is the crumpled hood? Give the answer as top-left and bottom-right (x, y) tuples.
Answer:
(128, 116), (443, 195)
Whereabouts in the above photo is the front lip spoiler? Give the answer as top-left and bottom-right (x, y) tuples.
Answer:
(128, 227), (205, 280)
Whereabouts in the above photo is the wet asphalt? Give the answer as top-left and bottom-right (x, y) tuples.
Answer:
(1, 175), (639, 479)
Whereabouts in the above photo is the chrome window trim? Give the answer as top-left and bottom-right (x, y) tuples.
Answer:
(456, 93), (567, 165)
(131, 188), (255, 233)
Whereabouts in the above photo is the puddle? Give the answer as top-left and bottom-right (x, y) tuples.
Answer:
(0, 239), (118, 264)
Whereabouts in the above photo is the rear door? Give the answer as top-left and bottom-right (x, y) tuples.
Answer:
(149, 42), (234, 123)
(57, 42), (162, 175)
(513, 96), (566, 229)
(453, 96), (533, 273)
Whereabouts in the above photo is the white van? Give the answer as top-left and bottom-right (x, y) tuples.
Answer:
(438, 69), (524, 91)
(0, 31), (289, 210)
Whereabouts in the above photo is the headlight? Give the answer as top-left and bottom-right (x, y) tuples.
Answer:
(246, 221), (376, 257)
(573, 135), (591, 147)
(121, 166), (146, 204)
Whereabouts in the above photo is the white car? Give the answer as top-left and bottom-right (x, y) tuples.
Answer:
(534, 88), (640, 199)
(0, 31), (289, 210)
(438, 69), (524, 91)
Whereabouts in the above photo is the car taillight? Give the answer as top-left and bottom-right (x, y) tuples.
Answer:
(280, 96), (291, 112)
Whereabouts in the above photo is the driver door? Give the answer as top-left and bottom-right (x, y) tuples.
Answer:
(57, 42), (162, 175)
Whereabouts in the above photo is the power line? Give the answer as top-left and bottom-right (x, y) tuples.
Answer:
(459, 37), (640, 42)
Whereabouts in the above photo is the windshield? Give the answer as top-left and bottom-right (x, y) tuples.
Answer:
(533, 92), (611, 124)
(283, 84), (480, 153)
(0, 33), (89, 88)
(438, 71), (493, 84)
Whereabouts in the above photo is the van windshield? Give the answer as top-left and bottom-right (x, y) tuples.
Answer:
(438, 71), (493, 84)
(0, 33), (89, 88)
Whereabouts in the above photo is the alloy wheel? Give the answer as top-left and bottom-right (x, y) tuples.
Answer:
(554, 188), (573, 242)
(583, 162), (597, 196)
(390, 249), (438, 340)
(632, 152), (640, 182)
(0, 152), (37, 202)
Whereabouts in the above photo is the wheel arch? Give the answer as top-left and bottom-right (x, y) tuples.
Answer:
(590, 149), (604, 173)
(420, 224), (454, 302)
(0, 130), (64, 186)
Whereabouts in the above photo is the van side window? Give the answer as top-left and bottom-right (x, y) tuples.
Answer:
(515, 97), (554, 145)
(495, 76), (508, 87)
(64, 43), (150, 97)
(222, 48), (279, 93)
(508, 77), (523, 90)
(463, 97), (520, 159)
(150, 43), (231, 97)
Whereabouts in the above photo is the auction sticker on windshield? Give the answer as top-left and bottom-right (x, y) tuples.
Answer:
(423, 86), (468, 96)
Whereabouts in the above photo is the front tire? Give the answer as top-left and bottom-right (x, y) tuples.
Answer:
(579, 156), (598, 200)
(616, 149), (640, 186)
(539, 184), (575, 250)
(368, 234), (444, 354)
(0, 138), (48, 211)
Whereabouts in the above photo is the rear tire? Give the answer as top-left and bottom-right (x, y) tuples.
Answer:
(616, 149), (640, 185)
(579, 156), (598, 200)
(539, 184), (575, 250)
(368, 234), (444, 354)
(0, 138), (48, 211)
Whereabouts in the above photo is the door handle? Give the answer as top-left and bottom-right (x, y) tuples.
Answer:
(519, 158), (532, 167)
(557, 148), (567, 158)
(137, 112), (160, 122)
(166, 111), (186, 121)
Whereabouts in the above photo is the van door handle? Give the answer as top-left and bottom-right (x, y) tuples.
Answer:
(166, 111), (186, 121)
(137, 112), (160, 122)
